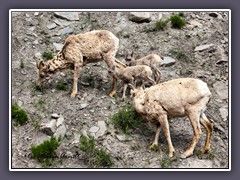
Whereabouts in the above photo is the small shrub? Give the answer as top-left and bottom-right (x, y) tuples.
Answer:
(31, 136), (60, 167)
(12, 103), (28, 126)
(55, 82), (68, 91)
(111, 104), (144, 135)
(170, 15), (186, 29)
(42, 51), (53, 60)
(80, 135), (113, 167)
(156, 19), (169, 31)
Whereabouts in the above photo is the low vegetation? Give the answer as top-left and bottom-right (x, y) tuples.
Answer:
(80, 135), (113, 167)
(170, 15), (186, 29)
(12, 103), (28, 126)
(42, 51), (53, 60)
(55, 82), (68, 91)
(111, 104), (144, 135)
(155, 19), (169, 31)
(31, 136), (60, 167)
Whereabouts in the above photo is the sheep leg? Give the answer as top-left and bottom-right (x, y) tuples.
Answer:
(200, 113), (213, 154)
(71, 63), (82, 98)
(181, 111), (202, 158)
(108, 76), (118, 97)
(155, 68), (161, 84)
(150, 123), (161, 149)
(121, 82), (128, 101)
(158, 114), (175, 157)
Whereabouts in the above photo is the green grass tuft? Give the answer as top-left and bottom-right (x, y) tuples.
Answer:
(12, 103), (28, 126)
(170, 15), (186, 29)
(31, 136), (60, 167)
(155, 19), (169, 31)
(42, 51), (53, 60)
(111, 104), (144, 135)
(80, 135), (113, 167)
(55, 82), (68, 91)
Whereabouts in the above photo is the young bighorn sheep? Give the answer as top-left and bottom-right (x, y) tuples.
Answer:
(125, 50), (162, 83)
(130, 78), (213, 158)
(36, 30), (126, 98)
(109, 65), (156, 101)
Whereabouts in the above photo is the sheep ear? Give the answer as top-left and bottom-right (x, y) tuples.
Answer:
(37, 60), (45, 69)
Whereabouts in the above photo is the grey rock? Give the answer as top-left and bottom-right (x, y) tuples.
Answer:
(116, 134), (131, 141)
(213, 81), (228, 100)
(129, 12), (151, 23)
(34, 12), (39, 16)
(56, 115), (64, 127)
(53, 43), (64, 51)
(47, 23), (57, 30)
(89, 126), (99, 133)
(219, 107), (228, 121)
(40, 120), (57, 136)
(209, 12), (218, 18)
(160, 56), (176, 66)
(54, 19), (72, 27)
(194, 44), (214, 51)
(72, 132), (81, 144)
(79, 103), (88, 110)
(95, 121), (107, 138)
(32, 40), (39, 45)
(54, 124), (67, 139)
(58, 27), (73, 35)
(54, 12), (79, 21)
(51, 113), (59, 119)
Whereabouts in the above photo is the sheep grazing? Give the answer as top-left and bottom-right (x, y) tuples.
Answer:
(36, 30), (126, 98)
(109, 65), (156, 101)
(125, 50), (162, 83)
(130, 78), (213, 158)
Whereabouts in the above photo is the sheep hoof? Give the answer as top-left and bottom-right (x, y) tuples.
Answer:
(179, 154), (187, 159)
(150, 144), (159, 151)
(70, 93), (76, 98)
(201, 148), (210, 154)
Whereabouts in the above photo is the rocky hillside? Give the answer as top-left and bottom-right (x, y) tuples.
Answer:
(11, 11), (229, 169)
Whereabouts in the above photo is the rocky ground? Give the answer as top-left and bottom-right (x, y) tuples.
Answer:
(11, 11), (229, 169)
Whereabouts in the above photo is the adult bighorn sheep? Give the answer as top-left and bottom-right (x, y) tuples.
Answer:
(125, 50), (162, 83)
(130, 78), (213, 158)
(109, 65), (156, 101)
(36, 30), (126, 98)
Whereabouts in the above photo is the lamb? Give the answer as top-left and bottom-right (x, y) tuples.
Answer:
(36, 30), (126, 98)
(109, 65), (156, 101)
(130, 78), (213, 158)
(125, 50), (162, 83)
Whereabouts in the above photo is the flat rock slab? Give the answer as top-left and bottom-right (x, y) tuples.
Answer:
(58, 27), (73, 35)
(47, 23), (57, 30)
(194, 44), (214, 51)
(160, 56), (176, 66)
(54, 12), (79, 21)
(129, 12), (151, 23)
(54, 124), (67, 140)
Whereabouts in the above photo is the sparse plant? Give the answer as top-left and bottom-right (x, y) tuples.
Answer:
(80, 135), (113, 167)
(42, 51), (53, 60)
(150, 144), (159, 152)
(169, 49), (191, 63)
(111, 104), (144, 135)
(156, 19), (169, 31)
(20, 59), (25, 69)
(55, 82), (68, 91)
(34, 98), (46, 110)
(178, 12), (184, 17)
(31, 136), (60, 167)
(40, 30), (48, 35)
(170, 15), (186, 29)
(160, 155), (179, 168)
(12, 103), (28, 126)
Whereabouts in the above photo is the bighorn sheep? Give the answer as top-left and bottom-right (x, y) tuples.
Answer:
(36, 30), (126, 98)
(130, 78), (213, 158)
(125, 50), (162, 83)
(109, 65), (156, 101)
